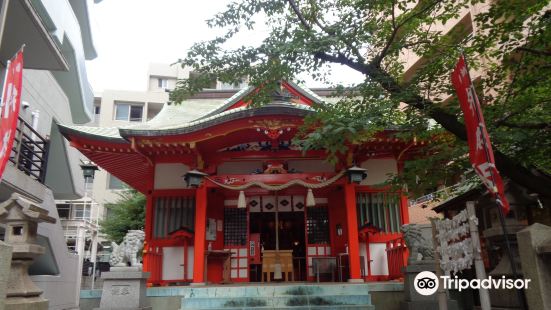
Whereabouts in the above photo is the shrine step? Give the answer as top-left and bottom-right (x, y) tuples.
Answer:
(181, 295), (372, 309)
(149, 283), (372, 298)
(170, 283), (374, 310)
(184, 307), (373, 310)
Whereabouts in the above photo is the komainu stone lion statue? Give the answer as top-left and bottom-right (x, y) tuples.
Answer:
(109, 230), (145, 267)
(401, 224), (434, 263)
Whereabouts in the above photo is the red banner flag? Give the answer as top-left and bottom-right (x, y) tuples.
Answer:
(451, 55), (510, 214)
(0, 50), (24, 180)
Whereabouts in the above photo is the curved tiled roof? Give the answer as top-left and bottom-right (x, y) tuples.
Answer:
(58, 125), (126, 142)
(59, 102), (314, 141)
(119, 102), (313, 137)
(59, 81), (324, 141)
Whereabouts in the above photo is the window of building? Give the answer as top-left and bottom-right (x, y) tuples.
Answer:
(224, 208), (247, 246)
(129, 105), (143, 122)
(108, 174), (126, 190)
(57, 204), (70, 219)
(157, 78), (168, 89)
(153, 196), (196, 238)
(74, 205), (91, 220)
(355, 192), (401, 233)
(306, 207), (330, 244)
(114, 103), (143, 122)
(93, 105), (101, 123)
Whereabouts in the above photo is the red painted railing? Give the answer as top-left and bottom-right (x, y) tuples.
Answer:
(143, 244), (163, 285)
(385, 236), (408, 280)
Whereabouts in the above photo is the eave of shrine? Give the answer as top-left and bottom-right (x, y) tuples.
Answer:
(58, 81), (427, 193)
(59, 103), (317, 193)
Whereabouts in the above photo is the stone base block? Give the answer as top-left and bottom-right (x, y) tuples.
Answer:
(401, 300), (459, 310)
(347, 278), (365, 283)
(96, 269), (150, 310)
(4, 297), (48, 310)
(0, 241), (13, 310)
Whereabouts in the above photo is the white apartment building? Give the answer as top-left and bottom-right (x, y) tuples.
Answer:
(400, 2), (489, 222)
(400, 3), (487, 85)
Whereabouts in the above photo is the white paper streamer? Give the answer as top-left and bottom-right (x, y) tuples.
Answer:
(434, 209), (478, 274)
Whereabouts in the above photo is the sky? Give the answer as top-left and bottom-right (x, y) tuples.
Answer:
(86, 0), (364, 93)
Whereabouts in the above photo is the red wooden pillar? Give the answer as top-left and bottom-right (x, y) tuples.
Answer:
(192, 185), (208, 284)
(400, 194), (410, 225)
(143, 195), (154, 280)
(397, 161), (410, 225)
(344, 182), (364, 282)
(365, 235), (371, 278)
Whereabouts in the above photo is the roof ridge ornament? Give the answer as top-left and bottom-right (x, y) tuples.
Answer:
(271, 80), (293, 103)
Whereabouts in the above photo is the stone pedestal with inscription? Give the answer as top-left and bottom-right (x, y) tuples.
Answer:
(94, 267), (151, 310)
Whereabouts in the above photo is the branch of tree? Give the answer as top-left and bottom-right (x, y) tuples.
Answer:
(373, 0), (443, 67)
(373, 1), (400, 67)
(313, 51), (551, 197)
(500, 122), (550, 130)
(288, 0), (367, 70)
(287, 0), (312, 30)
(517, 47), (551, 57)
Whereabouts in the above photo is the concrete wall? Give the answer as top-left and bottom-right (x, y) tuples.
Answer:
(287, 160), (334, 173)
(360, 158), (398, 186)
(0, 165), (80, 309)
(39, 0), (97, 123)
(32, 190), (80, 310)
(154, 163), (190, 190)
(79, 295), (183, 310)
(217, 161), (264, 175)
(0, 241), (12, 310)
(21, 69), (85, 199)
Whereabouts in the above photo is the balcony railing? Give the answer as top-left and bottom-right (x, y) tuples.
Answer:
(386, 236), (408, 280)
(9, 117), (49, 183)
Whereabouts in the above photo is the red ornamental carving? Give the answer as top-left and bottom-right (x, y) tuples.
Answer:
(256, 127), (291, 139)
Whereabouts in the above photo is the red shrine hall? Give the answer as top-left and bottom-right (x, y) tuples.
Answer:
(60, 81), (417, 285)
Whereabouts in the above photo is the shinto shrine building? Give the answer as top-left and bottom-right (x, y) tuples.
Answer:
(59, 81), (417, 285)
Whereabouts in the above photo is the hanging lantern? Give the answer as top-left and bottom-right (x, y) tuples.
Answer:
(306, 188), (316, 207)
(336, 224), (343, 236)
(80, 162), (99, 180)
(237, 191), (246, 209)
(346, 166), (368, 184)
(182, 169), (208, 187)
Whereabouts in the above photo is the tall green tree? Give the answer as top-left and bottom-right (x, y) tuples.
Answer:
(100, 190), (145, 243)
(171, 0), (551, 197)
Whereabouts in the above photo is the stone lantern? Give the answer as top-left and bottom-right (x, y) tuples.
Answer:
(0, 193), (55, 310)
